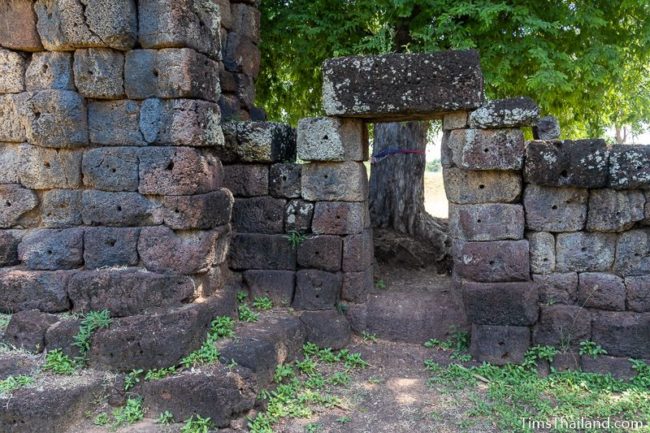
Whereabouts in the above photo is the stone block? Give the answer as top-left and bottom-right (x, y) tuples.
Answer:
(229, 233), (297, 270)
(285, 200), (314, 232)
(443, 168), (522, 204)
(556, 232), (616, 273)
(42, 189), (82, 228)
(300, 310), (351, 350)
(219, 121), (296, 163)
(68, 269), (195, 317)
(18, 228), (83, 270)
(81, 191), (160, 227)
(269, 163), (302, 198)
(446, 128), (524, 170)
(88, 100), (145, 146)
(216, 0), (232, 29)
(342, 230), (373, 272)
(626, 276), (650, 313)
(443, 112), (468, 130)
(614, 230), (650, 276)
(532, 116), (561, 140)
(0, 231), (20, 266)
(0, 0), (43, 51)
(2, 310), (58, 352)
(73, 48), (124, 99)
(138, 147), (222, 195)
(525, 139), (609, 188)
(16, 90), (88, 147)
(223, 32), (260, 77)
(222, 164), (268, 197)
(297, 117), (367, 162)
(302, 161), (367, 202)
(243, 270), (295, 307)
(592, 311), (650, 358)
(140, 98), (224, 147)
(138, 0), (222, 60)
(161, 189), (233, 230)
(587, 189), (645, 232)
(312, 201), (368, 235)
(82, 147), (139, 192)
(524, 185), (588, 232)
(577, 272), (626, 311)
(232, 197), (286, 234)
(581, 356), (639, 380)
(528, 232), (555, 274)
(322, 50), (484, 120)
(462, 281), (538, 326)
(0, 48), (25, 93)
(341, 269), (373, 303)
(43, 318), (81, 358)
(532, 305), (591, 349)
(19, 145), (82, 189)
(0, 94), (25, 142)
(609, 145), (650, 189)
(125, 48), (220, 102)
(468, 97), (539, 128)
(34, 0), (137, 51)
(453, 240), (530, 282)
(25, 52), (74, 91)
(449, 204), (524, 241)
(297, 235), (343, 272)
(139, 225), (228, 275)
(293, 269), (342, 310)
(0, 185), (37, 228)
(83, 228), (139, 269)
(0, 144), (22, 183)
(0, 269), (71, 313)
(533, 272), (578, 305)
(231, 3), (261, 43)
(470, 324), (530, 365)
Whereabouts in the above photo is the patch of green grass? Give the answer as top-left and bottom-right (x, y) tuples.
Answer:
(73, 310), (112, 365)
(0, 375), (33, 395)
(305, 422), (321, 433)
(112, 397), (144, 428)
(274, 364), (295, 384)
(252, 296), (273, 311)
(93, 413), (109, 426)
(210, 316), (236, 339)
(145, 366), (177, 381)
(579, 340), (608, 358)
(424, 328), (471, 361)
(327, 371), (350, 386)
(43, 349), (77, 375)
(287, 231), (307, 248)
(374, 279), (387, 290)
(181, 415), (213, 433)
(361, 331), (378, 343)
(157, 410), (174, 425)
(337, 416), (352, 424)
(0, 314), (11, 333)
(238, 304), (259, 322)
(181, 340), (220, 368)
(237, 291), (249, 304)
(124, 369), (143, 391)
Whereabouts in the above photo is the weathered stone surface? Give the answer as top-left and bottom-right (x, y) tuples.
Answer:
(462, 281), (538, 326)
(533, 305), (591, 349)
(73, 48), (124, 99)
(0, 185), (38, 228)
(302, 162), (368, 202)
(528, 232), (555, 274)
(470, 324), (530, 365)
(232, 197), (286, 234)
(125, 48), (220, 102)
(0, 0), (43, 51)
(297, 235), (343, 272)
(581, 356), (639, 380)
(19, 146), (82, 189)
(3, 309), (58, 352)
(532, 116), (561, 140)
(139, 147), (222, 195)
(0, 94), (25, 142)
(83, 227), (139, 269)
(243, 270), (295, 307)
(82, 191), (160, 226)
(223, 164), (268, 197)
(469, 97), (538, 129)
(342, 230), (373, 273)
(443, 112), (468, 130)
(614, 230), (650, 276)
(0, 144), (22, 183)
(220, 121), (296, 163)
(230, 233), (296, 270)
(231, 3), (260, 42)
(88, 100), (145, 146)
(556, 232), (616, 273)
(139, 226), (228, 275)
(626, 276), (650, 313)
(587, 189), (645, 232)
(534, 272), (578, 305)
(449, 204), (524, 241)
(68, 269), (194, 317)
(0, 353), (39, 380)
(524, 185), (588, 232)
(525, 139), (609, 188)
(609, 145), (650, 189)
(293, 269), (342, 310)
(161, 189), (234, 230)
(223, 32), (260, 77)
(577, 272), (626, 311)
(312, 201), (368, 235)
(446, 128), (524, 170)
(453, 240), (530, 282)
(300, 310), (351, 350)
(0, 231), (20, 266)
(341, 269), (373, 303)
(0, 269), (71, 313)
(42, 190), (81, 228)
(0, 48), (25, 94)
(82, 147), (139, 192)
(43, 318), (80, 358)
(16, 90), (88, 147)
(592, 311), (650, 358)
(138, 0), (222, 60)
(322, 50), (484, 120)
(18, 228), (83, 270)
(297, 117), (367, 162)
(270, 163), (302, 198)
(285, 200), (314, 233)
(34, 0), (137, 50)
(443, 168), (522, 204)
(25, 52), (74, 91)
(216, 0), (232, 29)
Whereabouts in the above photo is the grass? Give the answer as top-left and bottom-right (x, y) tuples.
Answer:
(157, 410), (175, 425)
(0, 375), (34, 396)
(239, 304), (259, 322)
(43, 349), (77, 375)
(252, 296), (274, 311)
(287, 231), (307, 248)
(0, 314), (10, 333)
(73, 310), (112, 365)
(181, 415), (213, 433)
(111, 397), (145, 428)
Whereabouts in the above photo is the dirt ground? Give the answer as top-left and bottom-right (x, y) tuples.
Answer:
(424, 171), (448, 219)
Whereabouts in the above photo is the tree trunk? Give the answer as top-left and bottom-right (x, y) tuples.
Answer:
(615, 125), (627, 144)
(369, 122), (450, 271)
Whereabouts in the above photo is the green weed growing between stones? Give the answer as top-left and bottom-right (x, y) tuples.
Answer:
(73, 310), (112, 365)
(157, 410), (175, 425)
(43, 349), (77, 375)
(0, 314), (11, 333)
(145, 366), (177, 381)
(124, 369), (144, 391)
(111, 397), (144, 428)
(252, 296), (273, 311)
(238, 304), (259, 322)
(579, 340), (608, 358)
(287, 230), (307, 248)
(181, 415), (213, 433)
(0, 375), (33, 395)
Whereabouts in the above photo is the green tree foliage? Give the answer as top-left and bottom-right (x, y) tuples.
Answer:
(258, 0), (650, 139)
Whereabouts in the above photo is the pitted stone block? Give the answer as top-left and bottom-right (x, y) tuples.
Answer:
(342, 230), (373, 272)
(19, 146), (82, 189)
(82, 147), (139, 192)
(297, 235), (343, 272)
(285, 200), (314, 233)
(34, 0), (137, 51)
(532, 116), (561, 140)
(0, 269), (70, 313)
(626, 276), (650, 313)
(609, 145), (650, 189)
(293, 269), (342, 310)
(88, 100), (145, 146)
(341, 269), (373, 303)
(0, 185), (37, 228)
(230, 233), (297, 271)
(83, 227), (139, 269)
(533, 272), (578, 305)
(470, 324), (530, 365)
(449, 204), (524, 241)
(446, 128), (524, 170)
(322, 50), (484, 120)
(302, 162), (368, 202)
(270, 163), (302, 198)
(26, 52), (74, 91)
(312, 201), (368, 235)
(222, 164), (268, 197)
(525, 139), (609, 188)
(578, 272), (626, 311)
(232, 197), (286, 234)
(587, 189), (645, 232)
(73, 48), (124, 99)
(223, 32), (260, 77)
(0, 94), (26, 142)
(0, 0), (43, 51)
(219, 121), (296, 163)
(528, 232), (555, 274)
(443, 112), (468, 130)
(443, 168), (521, 204)
(243, 270), (295, 307)
(0, 144), (21, 184)
(0, 231), (21, 266)
(81, 191), (160, 227)
(533, 305), (591, 349)
(468, 97), (539, 128)
(556, 232), (616, 272)
(0, 48), (25, 93)
(592, 311), (650, 359)
(462, 281), (538, 326)
(524, 185), (588, 232)
(614, 230), (650, 276)
(42, 189), (82, 228)
(297, 117), (367, 162)
(18, 228), (83, 270)
(453, 240), (530, 282)
(161, 190), (233, 230)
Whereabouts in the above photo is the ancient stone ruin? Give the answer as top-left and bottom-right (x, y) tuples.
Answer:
(0, 0), (649, 431)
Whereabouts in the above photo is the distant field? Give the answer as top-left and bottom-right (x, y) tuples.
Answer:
(424, 171), (448, 218)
